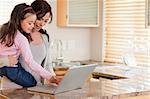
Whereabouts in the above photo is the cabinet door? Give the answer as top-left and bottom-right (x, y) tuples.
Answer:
(57, 0), (99, 27)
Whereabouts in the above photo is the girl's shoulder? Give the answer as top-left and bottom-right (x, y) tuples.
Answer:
(14, 31), (29, 48)
(15, 31), (28, 41)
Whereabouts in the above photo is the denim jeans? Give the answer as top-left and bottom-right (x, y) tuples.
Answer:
(0, 63), (37, 87)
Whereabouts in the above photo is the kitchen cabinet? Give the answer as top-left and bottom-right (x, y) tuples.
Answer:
(57, 0), (99, 27)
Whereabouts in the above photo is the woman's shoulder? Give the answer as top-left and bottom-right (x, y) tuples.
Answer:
(40, 29), (50, 42)
(41, 33), (49, 43)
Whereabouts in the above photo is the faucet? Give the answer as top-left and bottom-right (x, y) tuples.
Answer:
(51, 39), (64, 66)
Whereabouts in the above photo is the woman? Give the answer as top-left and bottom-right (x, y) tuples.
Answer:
(0, 0), (57, 85)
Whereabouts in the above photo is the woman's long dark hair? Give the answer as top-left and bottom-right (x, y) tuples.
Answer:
(31, 0), (53, 23)
(0, 3), (35, 47)
(31, 0), (53, 41)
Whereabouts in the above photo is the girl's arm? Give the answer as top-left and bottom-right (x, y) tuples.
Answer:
(16, 33), (53, 80)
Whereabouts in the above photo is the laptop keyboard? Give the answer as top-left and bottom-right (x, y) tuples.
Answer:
(45, 84), (57, 93)
(28, 84), (58, 94)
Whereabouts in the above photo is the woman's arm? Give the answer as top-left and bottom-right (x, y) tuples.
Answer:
(46, 43), (56, 76)
(43, 34), (56, 76)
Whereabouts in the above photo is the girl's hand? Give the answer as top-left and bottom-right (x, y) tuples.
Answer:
(48, 76), (61, 85)
(8, 55), (18, 66)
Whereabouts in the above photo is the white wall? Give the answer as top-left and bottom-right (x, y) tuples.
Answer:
(91, 0), (104, 61)
(0, 0), (103, 62)
(45, 0), (91, 61)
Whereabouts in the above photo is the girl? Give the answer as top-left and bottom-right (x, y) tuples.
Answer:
(19, 0), (56, 85)
(0, 3), (59, 87)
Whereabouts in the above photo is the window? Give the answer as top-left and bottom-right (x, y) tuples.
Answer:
(0, 0), (32, 25)
(104, 0), (150, 68)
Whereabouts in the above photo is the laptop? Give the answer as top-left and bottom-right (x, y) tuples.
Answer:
(27, 64), (97, 94)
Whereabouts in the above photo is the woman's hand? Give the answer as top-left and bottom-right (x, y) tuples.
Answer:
(8, 55), (18, 66)
(47, 76), (61, 85)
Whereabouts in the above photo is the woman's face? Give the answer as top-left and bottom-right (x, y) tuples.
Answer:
(34, 12), (51, 31)
(21, 14), (36, 33)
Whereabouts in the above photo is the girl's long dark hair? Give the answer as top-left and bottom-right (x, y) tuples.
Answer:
(31, 0), (53, 41)
(0, 3), (35, 47)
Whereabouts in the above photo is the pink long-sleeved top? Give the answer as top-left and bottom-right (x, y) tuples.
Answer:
(0, 31), (52, 80)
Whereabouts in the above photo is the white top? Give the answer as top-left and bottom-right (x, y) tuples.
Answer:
(30, 43), (46, 83)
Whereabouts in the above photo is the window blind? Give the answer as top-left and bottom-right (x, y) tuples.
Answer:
(104, 0), (150, 68)
(0, 0), (32, 25)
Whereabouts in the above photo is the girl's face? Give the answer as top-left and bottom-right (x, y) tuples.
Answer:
(34, 12), (51, 31)
(21, 14), (36, 33)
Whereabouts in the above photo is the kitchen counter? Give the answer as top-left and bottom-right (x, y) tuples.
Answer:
(1, 77), (150, 99)
(1, 61), (150, 99)
(54, 62), (130, 80)
(1, 65), (150, 99)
